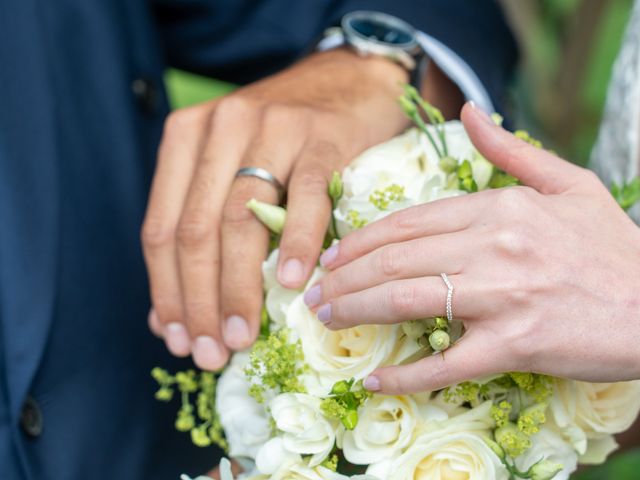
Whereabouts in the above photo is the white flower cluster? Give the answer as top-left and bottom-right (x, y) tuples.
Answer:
(187, 120), (640, 480)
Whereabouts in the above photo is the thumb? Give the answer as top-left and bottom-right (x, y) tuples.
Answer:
(364, 330), (505, 395)
(461, 102), (583, 194)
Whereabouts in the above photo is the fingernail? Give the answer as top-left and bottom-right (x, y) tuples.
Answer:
(467, 101), (494, 126)
(320, 244), (339, 268)
(317, 304), (332, 324)
(304, 285), (322, 308)
(223, 315), (250, 349)
(164, 323), (191, 357)
(364, 375), (381, 392)
(280, 258), (304, 286)
(192, 336), (227, 371)
(148, 309), (164, 337)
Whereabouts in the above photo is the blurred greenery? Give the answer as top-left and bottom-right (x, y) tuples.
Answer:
(164, 2), (640, 477)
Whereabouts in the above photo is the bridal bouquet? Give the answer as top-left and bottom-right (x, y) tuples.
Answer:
(153, 87), (640, 480)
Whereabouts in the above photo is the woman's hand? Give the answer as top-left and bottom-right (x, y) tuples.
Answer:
(306, 103), (640, 394)
(142, 48), (462, 370)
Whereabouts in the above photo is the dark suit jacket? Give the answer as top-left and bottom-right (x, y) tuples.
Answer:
(0, 0), (516, 478)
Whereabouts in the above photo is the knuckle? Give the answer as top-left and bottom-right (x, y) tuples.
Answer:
(177, 217), (214, 248)
(163, 107), (202, 138)
(493, 226), (531, 258)
(141, 218), (175, 249)
(378, 246), (404, 278)
(222, 196), (256, 227)
(294, 165), (330, 196)
(389, 207), (421, 233)
(214, 95), (252, 120)
(424, 355), (449, 389)
(388, 282), (417, 317)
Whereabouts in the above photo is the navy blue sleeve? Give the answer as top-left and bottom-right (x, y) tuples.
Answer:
(152, 0), (517, 111)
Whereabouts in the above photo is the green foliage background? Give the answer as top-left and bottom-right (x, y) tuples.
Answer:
(163, 1), (640, 477)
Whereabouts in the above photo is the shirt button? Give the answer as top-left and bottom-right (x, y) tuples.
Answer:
(131, 77), (158, 114)
(20, 395), (43, 438)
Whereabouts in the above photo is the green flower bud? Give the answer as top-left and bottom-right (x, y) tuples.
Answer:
(331, 380), (351, 395)
(529, 460), (564, 480)
(341, 409), (359, 431)
(151, 367), (170, 383)
(495, 422), (531, 457)
(190, 427), (212, 447)
(483, 437), (505, 460)
(175, 413), (195, 432)
(434, 316), (449, 330)
(439, 156), (459, 174)
(154, 387), (174, 402)
(246, 198), (286, 235)
(398, 94), (418, 117)
(490, 113), (504, 126)
(429, 330), (450, 352)
(401, 319), (430, 340)
(458, 159), (473, 179)
(328, 171), (343, 202)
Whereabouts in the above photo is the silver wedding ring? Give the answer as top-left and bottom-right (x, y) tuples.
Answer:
(236, 167), (286, 201)
(440, 273), (454, 322)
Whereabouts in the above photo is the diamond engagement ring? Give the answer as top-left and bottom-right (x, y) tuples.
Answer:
(235, 167), (286, 201)
(440, 273), (454, 322)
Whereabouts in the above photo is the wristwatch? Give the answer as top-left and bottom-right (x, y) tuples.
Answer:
(316, 11), (429, 90)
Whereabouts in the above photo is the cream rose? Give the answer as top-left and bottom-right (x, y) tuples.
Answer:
(216, 352), (271, 460)
(367, 431), (508, 480)
(341, 395), (420, 465)
(286, 286), (401, 392)
(262, 249), (300, 328)
(270, 393), (336, 466)
(549, 379), (640, 454)
(514, 428), (578, 480)
(367, 401), (504, 480)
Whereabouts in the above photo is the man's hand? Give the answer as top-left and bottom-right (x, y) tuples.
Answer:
(143, 49), (462, 370)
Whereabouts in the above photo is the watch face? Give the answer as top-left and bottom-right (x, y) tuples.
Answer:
(343, 11), (416, 48)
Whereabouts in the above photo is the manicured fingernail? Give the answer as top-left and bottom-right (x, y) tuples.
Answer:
(320, 244), (339, 268)
(192, 336), (227, 371)
(164, 322), (191, 357)
(148, 309), (163, 337)
(280, 258), (304, 286)
(223, 315), (250, 349)
(304, 285), (322, 308)
(364, 375), (381, 392)
(467, 101), (494, 125)
(317, 304), (332, 324)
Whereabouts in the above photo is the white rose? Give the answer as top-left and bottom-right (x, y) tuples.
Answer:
(216, 352), (271, 460)
(367, 401), (505, 480)
(286, 287), (401, 391)
(341, 395), (420, 465)
(549, 379), (640, 454)
(262, 249), (300, 328)
(368, 431), (508, 480)
(270, 393), (336, 466)
(272, 462), (379, 480)
(514, 428), (578, 480)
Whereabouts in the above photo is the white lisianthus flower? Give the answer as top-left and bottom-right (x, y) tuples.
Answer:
(255, 437), (301, 475)
(270, 393), (336, 466)
(216, 352), (271, 460)
(514, 428), (578, 480)
(287, 291), (400, 391)
(341, 395), (420, 465)
(549, 379), (640, 454)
